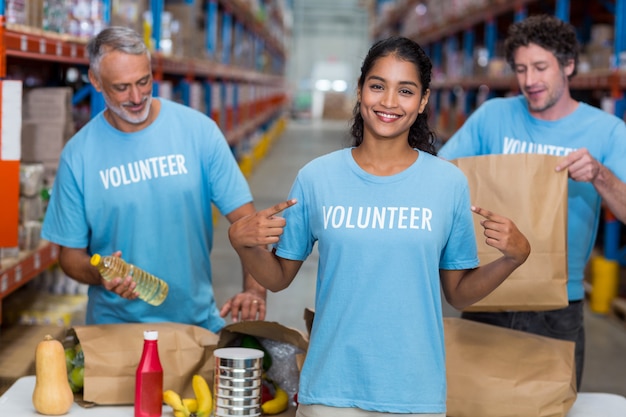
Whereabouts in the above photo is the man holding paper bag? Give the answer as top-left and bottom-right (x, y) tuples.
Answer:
(438, 14), (626, 389)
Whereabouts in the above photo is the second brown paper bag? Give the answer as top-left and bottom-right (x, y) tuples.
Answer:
(451, 153), (568, 311)
(71, 322), (219, 405)
(444, 317), (577, 417)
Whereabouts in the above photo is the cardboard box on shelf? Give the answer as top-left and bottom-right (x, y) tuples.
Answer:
(110, 0), (150, 35)
(5, 0), (28, 24)
(27, 0), (44, 28)
(18, 220), (42, 251)
(21, 88), (75, 179)
(19, 162), (44, 197)
(22, 87), (74, 124)
(586, 44), (614, 70)
(19, 195), (44, 223)
(165, 2), (206, 58)
(20, 121), (68, 173)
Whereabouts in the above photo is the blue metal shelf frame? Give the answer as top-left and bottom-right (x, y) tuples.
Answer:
(616, 0), (626, 67)
(485, 18), (497, 62)
(515, 5), (528, 22)
(151, 0), (164, 52)
(206, 0), (219, 59)
(463, 28), (475, 116)
(555, 0), (570, 21)
(222, 11), (233, 66)
(605, 0), (626, 265)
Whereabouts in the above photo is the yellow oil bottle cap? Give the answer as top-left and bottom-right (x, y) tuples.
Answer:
(90, 253), (101, 266)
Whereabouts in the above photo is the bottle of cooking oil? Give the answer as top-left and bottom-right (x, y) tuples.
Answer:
(90, 254), (169, 306)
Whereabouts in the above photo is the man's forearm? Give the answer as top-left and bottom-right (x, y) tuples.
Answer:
(593, 166), (626, 223)
(243, 264), (268, 298)
(58, 246), (103, 285)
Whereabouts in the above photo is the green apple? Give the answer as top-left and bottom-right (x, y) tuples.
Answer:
(69, 365), (84, 389)
(64, 347), (76, 371)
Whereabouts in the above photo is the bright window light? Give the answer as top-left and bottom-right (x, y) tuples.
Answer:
(332, 80), (348, 92)
(315, 79), (332, 91)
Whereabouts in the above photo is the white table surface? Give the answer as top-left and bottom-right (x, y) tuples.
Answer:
(2, 376), (625, 416)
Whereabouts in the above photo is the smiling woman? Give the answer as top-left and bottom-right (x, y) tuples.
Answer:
(227, 36), (531, 417)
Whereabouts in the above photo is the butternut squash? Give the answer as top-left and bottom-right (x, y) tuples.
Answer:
(32, 334), (74, 415)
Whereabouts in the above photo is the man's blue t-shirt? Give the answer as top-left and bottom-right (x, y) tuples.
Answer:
(439, 95), (626, 301)
(275, 148), (479, 413)
(42, 98), (252, 332)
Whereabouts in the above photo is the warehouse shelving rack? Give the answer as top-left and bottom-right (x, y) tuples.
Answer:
(373, 0), (626, 267)
(0, 0), (290, 325)
(374, 0), (625, 131)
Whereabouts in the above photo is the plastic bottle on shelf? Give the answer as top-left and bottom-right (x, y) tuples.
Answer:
(90, 254), (169, 306)
(135, 330), (163, 417)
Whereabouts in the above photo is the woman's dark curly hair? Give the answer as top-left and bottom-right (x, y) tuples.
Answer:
(349, 36), (436, 156)
(505, 14), (579, 79)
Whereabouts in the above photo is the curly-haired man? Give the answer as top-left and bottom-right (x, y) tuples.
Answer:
(439, 14), (626, 389)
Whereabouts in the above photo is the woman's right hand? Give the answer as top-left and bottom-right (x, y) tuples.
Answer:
(228, 199), (297, 250)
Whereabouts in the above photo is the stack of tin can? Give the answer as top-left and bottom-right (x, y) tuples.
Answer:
(213, 347), (265, 416)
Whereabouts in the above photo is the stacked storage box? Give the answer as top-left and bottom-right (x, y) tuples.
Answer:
(21, 87), (75, 182)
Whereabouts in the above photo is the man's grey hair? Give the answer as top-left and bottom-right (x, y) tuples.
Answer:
(87, 26), (150, 76)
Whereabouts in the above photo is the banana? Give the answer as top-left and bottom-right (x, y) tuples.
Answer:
(261, 386), (289, 415)
(192, 374), (213, 417)
(183, 398), (198, 414)
(163, 389), (190, 417)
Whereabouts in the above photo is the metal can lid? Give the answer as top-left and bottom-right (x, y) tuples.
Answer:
(214, 347), (264, 360)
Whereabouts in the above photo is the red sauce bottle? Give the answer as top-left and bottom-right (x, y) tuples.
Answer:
(135, 330), (163, 417)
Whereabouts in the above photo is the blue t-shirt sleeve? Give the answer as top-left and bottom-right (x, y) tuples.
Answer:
(439, 177), (479, 270)
(206, 123), (253, 216)
(601, 121), (626, 181)
(41, 152), (89, 248)
(275, 176), (314, 261)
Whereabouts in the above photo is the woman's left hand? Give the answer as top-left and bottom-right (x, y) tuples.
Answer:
(472, 205), (531, 265)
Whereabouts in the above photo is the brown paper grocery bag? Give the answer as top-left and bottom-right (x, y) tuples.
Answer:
(451, 153), (568, 311)
(70, 322), (219, 405)
(444, 317), (577, 417)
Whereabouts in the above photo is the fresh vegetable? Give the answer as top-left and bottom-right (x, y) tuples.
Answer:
(69, 366), (84, 390)
(64, 347), (75, 371)
(32, 334), (75, 415)
(64, 343), (85, 393)
(241, 334), (273, 371)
